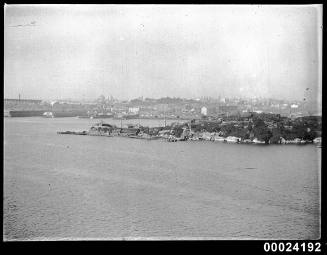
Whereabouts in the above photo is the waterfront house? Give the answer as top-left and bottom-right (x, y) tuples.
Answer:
(214, 136), (225, 142)
(313, 137), (322, 144)
(285, 138), (302, 144)
(225, 136), (241, 143)
(280, 137), (286, 144)
(252, 138), (265, 144)
(200, 132), (212, 141)
(128, 107), (140, 114)
(294, 138), (302, 144)
(201, 106), (208, 116)
(242, 139), (253, 144)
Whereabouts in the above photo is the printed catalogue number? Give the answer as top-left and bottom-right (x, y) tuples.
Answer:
(264, 242), (321, 252)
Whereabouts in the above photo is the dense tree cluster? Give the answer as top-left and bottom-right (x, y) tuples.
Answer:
(156, 114), (321, 142)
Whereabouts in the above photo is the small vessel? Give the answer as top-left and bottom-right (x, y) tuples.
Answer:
(43, 112), (54, 118)
(77, 116), (90, 119)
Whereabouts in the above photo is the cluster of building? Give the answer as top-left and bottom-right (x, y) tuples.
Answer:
(4, 95), (320, 120)
(81, 95), (320, 120)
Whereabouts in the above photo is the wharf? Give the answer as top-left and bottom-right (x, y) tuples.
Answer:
(57, 130), (163, 140)
(57, 131), (88, 135)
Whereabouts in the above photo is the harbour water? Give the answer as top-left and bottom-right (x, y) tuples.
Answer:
(4, 117), (321, 240)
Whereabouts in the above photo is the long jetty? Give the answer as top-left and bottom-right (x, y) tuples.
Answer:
(57, 130), (164, 140)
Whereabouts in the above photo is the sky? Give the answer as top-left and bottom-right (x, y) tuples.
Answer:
(4, 4), (322, 103)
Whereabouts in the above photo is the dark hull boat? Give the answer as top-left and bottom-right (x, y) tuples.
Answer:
(57, 131), (87, 135)
(9, 110), (45, 117)
(91, 113), (114, 119)
(124, 114), (139, 119)
(77, 116), (91, 118)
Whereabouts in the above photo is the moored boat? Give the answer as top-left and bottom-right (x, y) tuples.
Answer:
(57, 131), (87, 135)
(77, 116), (90, 119)
(10, 110), (45, 117)
(123, 113), (139, 119)
(91, 113), (114, 119)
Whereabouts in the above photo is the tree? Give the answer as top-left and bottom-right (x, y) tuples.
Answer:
(270, 128), (283, 144)
(281, 129), (297, 140)
(253, 125), (272, 143)
(253, 118), (265, 128)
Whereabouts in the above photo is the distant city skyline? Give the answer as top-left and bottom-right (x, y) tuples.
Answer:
(3, 94), (317, 105)
(4, 5), (322, 104)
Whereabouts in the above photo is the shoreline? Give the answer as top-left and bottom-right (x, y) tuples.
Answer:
(56, 131), (321, 146)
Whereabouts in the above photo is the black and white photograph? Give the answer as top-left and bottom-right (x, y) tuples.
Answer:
(3, 4), (322, 241)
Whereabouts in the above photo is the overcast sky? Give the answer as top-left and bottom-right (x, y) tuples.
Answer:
(4, 4), (322, 102)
